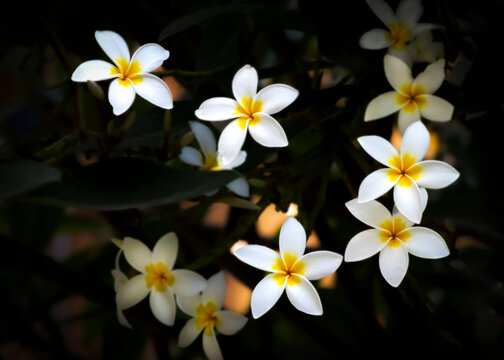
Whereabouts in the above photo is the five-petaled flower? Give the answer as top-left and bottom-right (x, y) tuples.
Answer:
(177, 272), (247, 360)
(360, 0), (439, 54)
(357, 121), (459, 224)
(71, 30), (173, 115)
(115, 233), (206, 326)
(365, 55), (453, 134)
(344, 198), (450, 287)
(194, 64), (298, 163)
(234, 217), (343, 318)
(180, 121), (249, 197)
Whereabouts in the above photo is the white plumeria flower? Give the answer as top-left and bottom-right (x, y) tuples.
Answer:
(357, 121), (459, 224)
(177, 272), (247, 360)
(360, 0), (439, 53)
(234, 217), (343, 318)
(406, 31), (444, 65)
(71, 30), (173, 115)
(180, 121), (249, 197)
(195, 64), (298, 163)
(345, 198), (450, 287)
(365, 55), (454, 134)
(115, 233), (206, 326)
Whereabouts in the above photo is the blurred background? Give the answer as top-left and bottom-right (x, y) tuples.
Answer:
(1, 0), (503, 359)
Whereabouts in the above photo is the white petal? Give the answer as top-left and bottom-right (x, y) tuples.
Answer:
(180, 147), (204, 167)
(344, 229), (388, 262)
(195, 97), (241, 121)
(203, 329), (223, 360)
(419, 95), (454, 122)
(202, 271), (226, 308)
(357, 135), (400, 167)
(359, 29), (393, 50)
(297, 251), (343, 280)
(405, 227), (450, 259)
(366, 0), (395, 26)
(152, 232), (178, 270)
(123, 237), (152, 273)
(384, 55), (413, 94)
(216, 310), (247, 335)
(71, 60), (117, 82)
(171, 269), (207, 296)
(233, 245), (280, 272)
(232, 64), (258, 102)
(116, 274), (150, 309)
(130, 43), (170, 73)
(392, 206), (415, 229)
(413, 59), (446, 94)
(176, 294), (201, 317)
(279, 217), (306, 259)
(379, 244), (409, 287)
(221, 150), (247, 169)
(95, 30), (130, 66)
(364, 91), (403, 121)
(149, 288), (176, 326)
(132, 73), (173, 110)
(414, 160), (459, 189)
(396, 0), (422, 26)
(345, 198), (392, 229)
(217, 119), (248, 165)
(251, 274), (286, 319)
(108, 79), (136, 115)
(116, 307), (132, 329)
(254, 84), (298, 115)
(248, 113), (288, 148)
(397, 108), (421, 135)
(400, 120), (429, 161)
(178, 318), (202, 347)
(285, 276), (323, 315)
(393, 180), (423, 223)
(357, 168), (398, 203)
(226, 177), (250, 197)
(387, 47), (413, 69)
(189, 121), (216, 158)
(419, 186), (428, 212)
(111, 268), (128, 293)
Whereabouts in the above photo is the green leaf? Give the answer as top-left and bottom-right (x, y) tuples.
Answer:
(0, 160), (61, 199)
(159, 3), (265, 40)
(216, 195), (261, 210)
(25, 157), (239, 210)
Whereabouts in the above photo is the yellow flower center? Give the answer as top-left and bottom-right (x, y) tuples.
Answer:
(110, 58), (143, 87)
(271, 253), (306, 287)
(145, 262), (174, 291)
(396, 84), (427, 112)
(385, 22), (411, 50)
(235, 97), (263, 129)
(387, 152), (422, 187)
(196, 302), (221, 335)
(378, 216), (412, 248)
(202, 153), (220, 171)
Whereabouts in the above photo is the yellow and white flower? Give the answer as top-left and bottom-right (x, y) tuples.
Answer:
(115, 233), (206, 326)
(177, 272), (248, 360)
(365, 55), (453, 134)
(234, 217), (342, 318)
(195, 64), (298, 163)
(72, 30), (173, 115)
(357, 121), (459, 224)
(360, 0), (439, 53)
(345, 198), (450, 287)
(180, 121), (249, 197)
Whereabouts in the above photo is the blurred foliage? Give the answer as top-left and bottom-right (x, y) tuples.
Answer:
(1, 0), (503, 359)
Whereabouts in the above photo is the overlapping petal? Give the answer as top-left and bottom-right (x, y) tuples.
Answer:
(247, 113), (288, 148)
(180, 147), (204, 167)
(189, 121), (217, 158)
(130, 43), (169, 73)
(384, 55), (413, 93)
(116, 274), (150, 309)
(279, 217), (306, 259)
(414, 160), (459, 189)
(419, 95), (453, 121)
(358, 135), (400, 167)
(405, 227), (450, 258)
(195, 97), (241, 121)
(379, 244), (409, 287)
(171, 269), (207, 296)
(71, 60), (117, 82)
(364, 91), (403, 121)
(108, 79), (136, 115)
(217, 119), (248, 164)
(393, 180), (423, 223)
(149, 288), (176, 326)
(358, 168), (398, 203)
(298, 251), (343, 280)
(251, 273), (286, 319)
(132, 73), (173, 110)
(123, 237), (152, 273)
(254, 84), (299, 115)
(285, 276), (323, 315)
(202, 272), (226, 308)
(216, 311), (248, 335)
(234, 245), (280, 272)
(176, 294), (200, 317)
(345, 199), (392, 229)
(232, 64), (258, 101)
(413, 59), (445, 94)
(344, 229), (388, 262)
(95, 30), (130, 66)
(222, 150), (247, 169)
(360, 29), (393, 50)
(397, 109), (421, 135)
